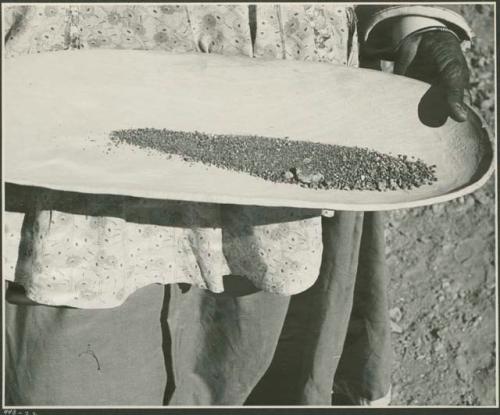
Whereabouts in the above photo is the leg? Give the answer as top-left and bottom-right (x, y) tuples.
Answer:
(247, 211), (365, 405)
(333, 211), (392, 404)
(166, 279), (290, 405)
(5, 283), (167, 406)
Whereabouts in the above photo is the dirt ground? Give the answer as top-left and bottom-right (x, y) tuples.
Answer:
(387, 4), (496, 406)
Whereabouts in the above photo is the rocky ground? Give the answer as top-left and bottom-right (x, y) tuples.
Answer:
(388, 4), (496, 406)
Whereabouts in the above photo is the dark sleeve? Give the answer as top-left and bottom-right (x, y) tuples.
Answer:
(355, 5), (473, 60)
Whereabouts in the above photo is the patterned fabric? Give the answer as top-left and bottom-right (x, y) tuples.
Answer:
(3, 4), (357, 61)
(3, 3), (358, 308)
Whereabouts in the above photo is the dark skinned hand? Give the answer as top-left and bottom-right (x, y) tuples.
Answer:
(394, 30), (470, 122)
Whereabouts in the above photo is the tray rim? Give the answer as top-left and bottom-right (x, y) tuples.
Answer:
(3, 52), (495, 211)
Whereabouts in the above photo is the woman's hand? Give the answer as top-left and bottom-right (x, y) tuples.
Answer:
(6, 281), (42, 306)
(394, 30), (470, 122)
(6, 281), (74, 308)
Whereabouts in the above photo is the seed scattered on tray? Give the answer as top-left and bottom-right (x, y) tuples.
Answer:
(109, 128), (437, 191)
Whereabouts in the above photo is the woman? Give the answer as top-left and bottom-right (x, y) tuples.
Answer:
(3, 3), (471, 406)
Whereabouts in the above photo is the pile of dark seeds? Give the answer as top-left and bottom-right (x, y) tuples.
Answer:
(109, 128), (437, 191)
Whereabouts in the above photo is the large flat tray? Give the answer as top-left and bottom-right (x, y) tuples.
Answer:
(3, 50), (494, 211)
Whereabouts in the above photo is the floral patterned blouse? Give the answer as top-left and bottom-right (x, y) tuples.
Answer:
(4, 3), (358, 308)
